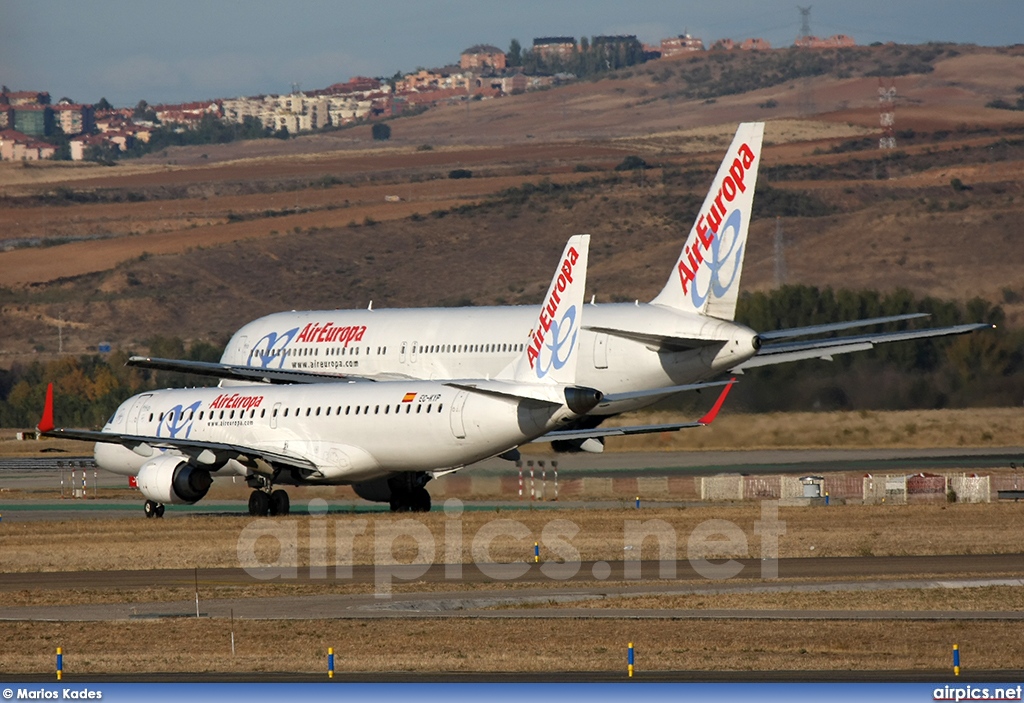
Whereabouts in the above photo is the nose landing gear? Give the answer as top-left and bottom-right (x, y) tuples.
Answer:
(144, 500), (166, 518)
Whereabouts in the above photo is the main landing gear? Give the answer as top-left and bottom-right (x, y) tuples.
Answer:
(387, 474), (432, 513)
(144, 500), (166, 518)
(248, 487), (291, 517)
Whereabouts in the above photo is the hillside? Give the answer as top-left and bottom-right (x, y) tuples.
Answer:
(1, 43), (1024, 366)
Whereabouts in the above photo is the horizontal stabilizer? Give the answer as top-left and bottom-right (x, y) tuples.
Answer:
(597, 379), (735, 405)
(734, 323), (994, 371)
(537, 380), (733, 442)
(757, 313), (930, 341)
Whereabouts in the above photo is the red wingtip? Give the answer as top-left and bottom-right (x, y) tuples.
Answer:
(37, 383), (54, 433)
(697, 378), (735, 425)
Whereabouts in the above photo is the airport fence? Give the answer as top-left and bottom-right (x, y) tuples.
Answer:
(426, 471), (1005, 503)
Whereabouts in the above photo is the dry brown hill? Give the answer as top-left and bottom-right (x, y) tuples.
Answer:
(1, 43), (1024, 363)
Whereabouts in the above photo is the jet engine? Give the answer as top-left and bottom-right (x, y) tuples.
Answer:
(136, 455), (213, 505)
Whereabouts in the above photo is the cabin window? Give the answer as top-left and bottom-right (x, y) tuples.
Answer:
(405, 405), (411, 414)
(283, 408), (289, 417)
(345, 406), (350, 415)
(438, 404), (443, 412)
(326, 407), (331, 416)
(316, 407), (321, 416)
(426, 404), (432, 413)
(261, 409), (266, 418)
(375, 405), (380, 414)
(198, 411), (204, 420)
(416, 405), (422, 414)
(355, 406), (360, 415)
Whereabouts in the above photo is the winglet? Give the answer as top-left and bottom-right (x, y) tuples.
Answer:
(37, 383), (54, 433)
(697, 379), (735, 425)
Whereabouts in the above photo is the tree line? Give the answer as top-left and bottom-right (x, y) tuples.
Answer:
(1, 288), (1021, 430)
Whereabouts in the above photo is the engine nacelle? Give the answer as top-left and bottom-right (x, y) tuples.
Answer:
(136, 455), (213, 505)
(352, 477), (392, 503)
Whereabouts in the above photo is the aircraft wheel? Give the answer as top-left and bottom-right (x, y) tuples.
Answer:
(155, 503), (166, 518)
(269, 490), (290, 516)
(248, 490), (270, 517)
(144, 500), (158, 518)
(412, 487), (432, 513)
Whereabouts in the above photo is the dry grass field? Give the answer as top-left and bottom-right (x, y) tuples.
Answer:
(3, 503), (1023, 573)
(1, 618), (1020, 674)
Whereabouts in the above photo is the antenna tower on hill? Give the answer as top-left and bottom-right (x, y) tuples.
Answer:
(796, 6), (816, 116)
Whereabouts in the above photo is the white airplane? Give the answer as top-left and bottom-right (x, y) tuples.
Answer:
(38, 235), (734, 516)
(129, 122), (989, 443)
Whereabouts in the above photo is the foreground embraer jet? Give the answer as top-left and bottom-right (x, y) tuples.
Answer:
(131, 122), (989, 447)
(39, 236), (733, 516)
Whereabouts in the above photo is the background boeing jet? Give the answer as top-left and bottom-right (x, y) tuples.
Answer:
(130, 123), (990, 451)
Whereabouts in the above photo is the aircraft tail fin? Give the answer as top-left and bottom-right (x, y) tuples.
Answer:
(503, 234), (590, 385)
(650, 122), (764, 321)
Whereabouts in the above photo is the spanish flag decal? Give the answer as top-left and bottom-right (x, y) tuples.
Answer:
(402, 392), (417, 403)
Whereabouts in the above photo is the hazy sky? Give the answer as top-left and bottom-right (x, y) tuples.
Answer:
(2, 1), (1021, 107)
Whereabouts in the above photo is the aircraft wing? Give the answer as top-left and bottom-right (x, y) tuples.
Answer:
(39, 426), (320, 473)
(126, 356), (394, 384)
(733, 323), (994, 371)
(537, 379), (733, 442)
(36, 387), (318, 472)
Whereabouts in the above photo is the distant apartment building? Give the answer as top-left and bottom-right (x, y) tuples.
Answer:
(52, 103), (95, 135)
(532, 36), (577, 60)
(660, 33), (705, 57)
(460, 44), (506, 71)
(153, 100), (221, 127)
(0, 129), (57, 160)
(12, 105), (54, 137)
(69, 134), (107, 161)
(710, 37), (773, 51)
(794, 34), (856, 48)
(4, 90), (50, 106)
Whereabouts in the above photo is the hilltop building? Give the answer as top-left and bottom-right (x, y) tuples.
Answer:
(660, 33), (705, 57)
(533, 37), (577, 60)
(794, 34), (856, 48)
(460, 45), (506, 71)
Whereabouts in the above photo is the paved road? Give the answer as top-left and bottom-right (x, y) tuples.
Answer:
(1, 554), (1022, 622)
